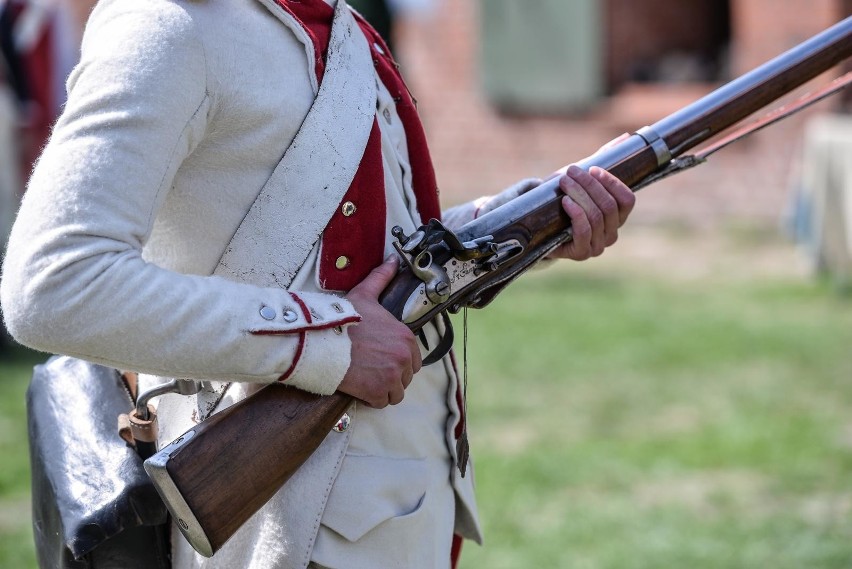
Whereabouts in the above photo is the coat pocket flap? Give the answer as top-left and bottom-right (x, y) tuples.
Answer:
(320, 454), (427, 542)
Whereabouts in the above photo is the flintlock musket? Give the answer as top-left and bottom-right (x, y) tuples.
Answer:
(144, 16), (852, 557)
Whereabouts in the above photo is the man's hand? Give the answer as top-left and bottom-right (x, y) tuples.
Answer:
(339, 256), (422, 408)
(549, 164), (635, 261)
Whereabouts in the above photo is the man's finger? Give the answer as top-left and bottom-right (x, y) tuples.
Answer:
(388, 386), (405, 406)
(560, 170), (605, 254)
(561, 196), (592, 260)
(409, 341), (423, 376)
(570, 166), (620, 243)
(591, 167), (636, 225)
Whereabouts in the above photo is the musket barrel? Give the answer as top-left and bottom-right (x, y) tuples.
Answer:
(654, 15), (852, 156)
(459, 16), (852, 245)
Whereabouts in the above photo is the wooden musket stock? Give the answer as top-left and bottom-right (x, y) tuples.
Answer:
(145, 17), (852, 557)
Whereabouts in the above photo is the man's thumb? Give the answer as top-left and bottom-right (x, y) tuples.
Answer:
(352, 255), (400, 299)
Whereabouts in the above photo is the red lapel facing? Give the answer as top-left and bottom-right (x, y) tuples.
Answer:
(318, 120), (386, 291)
(277, 0), (440, 292)
(272, 0), (332, 78)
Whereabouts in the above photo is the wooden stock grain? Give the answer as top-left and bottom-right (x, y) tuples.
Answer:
(163, 386), (352, 552)
(152, 16), (851, 556)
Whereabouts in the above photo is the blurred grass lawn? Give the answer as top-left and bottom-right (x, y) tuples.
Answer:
(1, 228), (851, 568)
(458, 229), (852, 569)
(0, 344), (42, 568)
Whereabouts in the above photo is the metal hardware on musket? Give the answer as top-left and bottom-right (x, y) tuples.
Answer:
(392, 239), (451, 306)
(393, 221), (526, 324)
(144, 429), (215, 557)
(136, 379), (204, 420)
(472, 239), (523, 276)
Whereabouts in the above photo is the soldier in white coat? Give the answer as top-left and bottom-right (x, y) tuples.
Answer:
(0, 1), (635, 567)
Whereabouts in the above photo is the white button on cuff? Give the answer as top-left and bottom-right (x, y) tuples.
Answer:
(259, 306), (276, 320)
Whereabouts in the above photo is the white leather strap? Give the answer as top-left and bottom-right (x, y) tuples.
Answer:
(194, 1), (376, 418)
(215, 0), (377, 290)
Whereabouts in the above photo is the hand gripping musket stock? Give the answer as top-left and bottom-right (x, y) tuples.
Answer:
(143, 17), (852, 557)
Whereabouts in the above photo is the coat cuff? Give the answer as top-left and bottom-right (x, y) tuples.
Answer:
(248, 291), (359, 395)
(247, 291), (359, 336)
(282, 321), (354, 395)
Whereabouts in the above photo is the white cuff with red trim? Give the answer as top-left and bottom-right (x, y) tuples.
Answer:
(246, 293), (359, 336)
(247, 291), (360, 395)
(283, 322), (354, 395)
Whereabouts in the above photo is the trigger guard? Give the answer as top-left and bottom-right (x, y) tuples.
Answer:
(422, 311), (454, 366)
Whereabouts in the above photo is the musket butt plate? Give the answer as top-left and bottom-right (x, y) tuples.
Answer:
(143, 430), (215, 557)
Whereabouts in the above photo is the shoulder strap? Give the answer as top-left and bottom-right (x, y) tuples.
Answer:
(215, 0), (376, 290)
(190, 0), (376, 420)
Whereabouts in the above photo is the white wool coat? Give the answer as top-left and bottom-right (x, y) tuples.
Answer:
(0, 0), (485, 567)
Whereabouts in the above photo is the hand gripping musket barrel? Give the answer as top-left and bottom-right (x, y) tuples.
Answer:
(144, 16), (852, 557)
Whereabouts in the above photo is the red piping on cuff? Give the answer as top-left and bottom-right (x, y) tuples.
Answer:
(273, 294), (357, 382)
(278, 331), (306, 382)
(290, 292), (312, 324)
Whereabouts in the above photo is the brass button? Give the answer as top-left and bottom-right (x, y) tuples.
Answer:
(335, 256), (350, 270)
(341, 201), (356, 217)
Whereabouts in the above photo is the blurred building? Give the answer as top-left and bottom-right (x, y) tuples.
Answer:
(2, 0), (850, 257)
(392, 0), (851, 231)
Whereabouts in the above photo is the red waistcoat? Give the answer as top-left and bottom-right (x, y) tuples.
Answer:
(276, 11), (468, 562)
(276, 0), (441, 292)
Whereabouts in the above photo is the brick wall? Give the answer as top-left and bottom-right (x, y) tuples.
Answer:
(730, 0), (842, 73)
(605, 0), (730, 88)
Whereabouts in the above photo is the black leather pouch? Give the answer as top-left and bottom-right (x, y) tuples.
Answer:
(27, 356), (170, 568)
